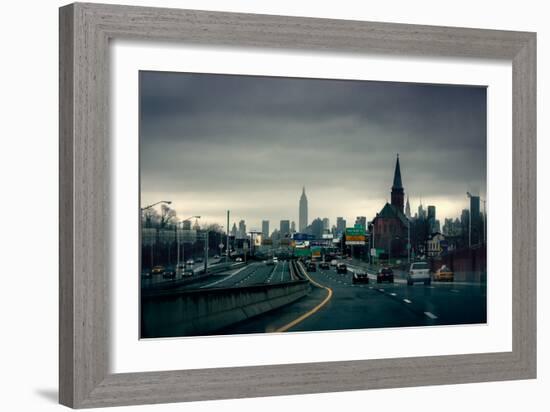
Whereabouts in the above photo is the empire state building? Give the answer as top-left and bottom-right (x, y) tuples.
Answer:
(299, 186), (308, 232)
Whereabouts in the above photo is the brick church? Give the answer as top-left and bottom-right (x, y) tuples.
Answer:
(370, 155), (409, 259)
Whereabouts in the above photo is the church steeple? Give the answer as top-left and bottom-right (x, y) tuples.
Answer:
(392, 153), (403, 190)
(390, 154), (405, 213)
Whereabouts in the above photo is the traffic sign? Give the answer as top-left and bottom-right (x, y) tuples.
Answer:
(346, 227), (365, 245)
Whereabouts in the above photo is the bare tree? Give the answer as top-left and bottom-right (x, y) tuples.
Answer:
(160, 204), (177, 229)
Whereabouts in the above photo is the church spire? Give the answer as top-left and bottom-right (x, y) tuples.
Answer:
(390, 154), (405, 213)
(392, 153), (403, 190)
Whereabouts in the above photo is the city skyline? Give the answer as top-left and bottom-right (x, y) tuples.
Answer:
(140, 71), (487, 232)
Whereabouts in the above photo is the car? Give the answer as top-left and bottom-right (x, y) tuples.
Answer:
(434, 265), (454, 282)
(182, 268), (194, 277)
(162, 268), (176, 279)
(352, 270), (369, 284)
(213, 255), (220, 259)
(235, 257), (243, 262)
(175, 263), (186, 276)
(320, 261), (330, 270)
(307, 262), (317, 272)
(265, 259), (275, 266)
(195, 257), (203, 263)
(185, 259), (195, 267)
(151, 265), (165, 275)
(336, 263), (347, 274)
(376, 267), (394, 283)
(273, 257), (279, 264)
(407, 261), (431, 285)
(330, 259), (338, 267)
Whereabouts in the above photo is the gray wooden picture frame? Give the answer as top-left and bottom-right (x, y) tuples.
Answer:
(59, 2), (536, 409)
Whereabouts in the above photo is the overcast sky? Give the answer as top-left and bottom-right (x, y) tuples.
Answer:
(140, 71), (486, 231)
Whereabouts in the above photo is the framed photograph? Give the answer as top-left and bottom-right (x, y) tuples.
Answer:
(59, 2), (536, 408)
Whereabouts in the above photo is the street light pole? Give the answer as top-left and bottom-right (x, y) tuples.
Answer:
(466, 192), (472, 249)
(226, 210), (230, 263)
(141, 200), (171, 211)
(408, 219), (411, 263)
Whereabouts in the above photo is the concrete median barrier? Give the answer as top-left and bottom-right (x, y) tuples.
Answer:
(141, 279), (311, 337)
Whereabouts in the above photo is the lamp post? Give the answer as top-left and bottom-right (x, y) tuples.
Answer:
(407, 219), (411, 263)
(177, 215), (200, 274)
(141, 200), (171, 211)
(466, 192), (472, 248)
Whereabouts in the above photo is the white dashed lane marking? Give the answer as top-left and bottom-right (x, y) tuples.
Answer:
(424, 311), (438, 319)
(403, 299), (412, 304)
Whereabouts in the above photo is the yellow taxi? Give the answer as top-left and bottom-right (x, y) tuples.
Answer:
(151, 265), (165, 275)
(434, 265), (454, 282)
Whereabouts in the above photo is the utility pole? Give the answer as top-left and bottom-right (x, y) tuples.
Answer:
(408, 219), (411, 263)
(204, 230), (209, 273)
(467, 192), (472, 248)
(226, 210), (230, 263)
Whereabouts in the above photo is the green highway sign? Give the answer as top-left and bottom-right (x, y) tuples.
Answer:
(345, 227), (364, 236)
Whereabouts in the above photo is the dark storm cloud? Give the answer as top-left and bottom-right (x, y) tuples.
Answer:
(140, 71), (486, 229)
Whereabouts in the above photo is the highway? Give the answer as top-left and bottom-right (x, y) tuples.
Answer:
(141, 259), (486, 336)
(216, 262), (486, 334)
(143, 260), (293, 291)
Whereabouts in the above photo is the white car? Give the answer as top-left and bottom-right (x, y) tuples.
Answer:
(407, 262), (431, 285)
(235, 257), (243, 262)
(185, 259), (194, 267)
(272, 257), (278, 264)
(330, 259), (338, 267)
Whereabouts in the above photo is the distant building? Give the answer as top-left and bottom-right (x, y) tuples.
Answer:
(280, 220), (290, 238)
(192, 219), (201, 231)
(231, 222), (237, 237)
(418, 202), (426, 219)
(322, 218), (330, 231)
(469, 195), (481, 246)
(405, 196), (411, 219)
(427, 232), (446, 257)
(290, 221), (296, 233)
(427, 205), (436, 233)
(336, 217), (346, 235)
(355, 216), (366, 229)
(299, 186), (308, 232)
(238, 220), (246, 238)
(310, 218), (325, 239)
(262, 220), (270, 239)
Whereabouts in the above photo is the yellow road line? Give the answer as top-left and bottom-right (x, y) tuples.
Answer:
(275, 263), (333, 333)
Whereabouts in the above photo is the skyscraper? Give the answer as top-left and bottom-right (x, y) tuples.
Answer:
(322, 218), (330, 231)
(391, 154), (405, 213)
(299, 186), (308, 232)
(405, 195), (411, 218)
(310, 218), (324, 239)
(355, 216), (366, 229)
(427, 205), (436, 234)
(290, 221), (296, 233)
(336, 217), (346, 234)
(280, 220), (290, 237)
(470, 195), (481, 245)
(238, 219), (246, 238)
(262, 220), (269, 239)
